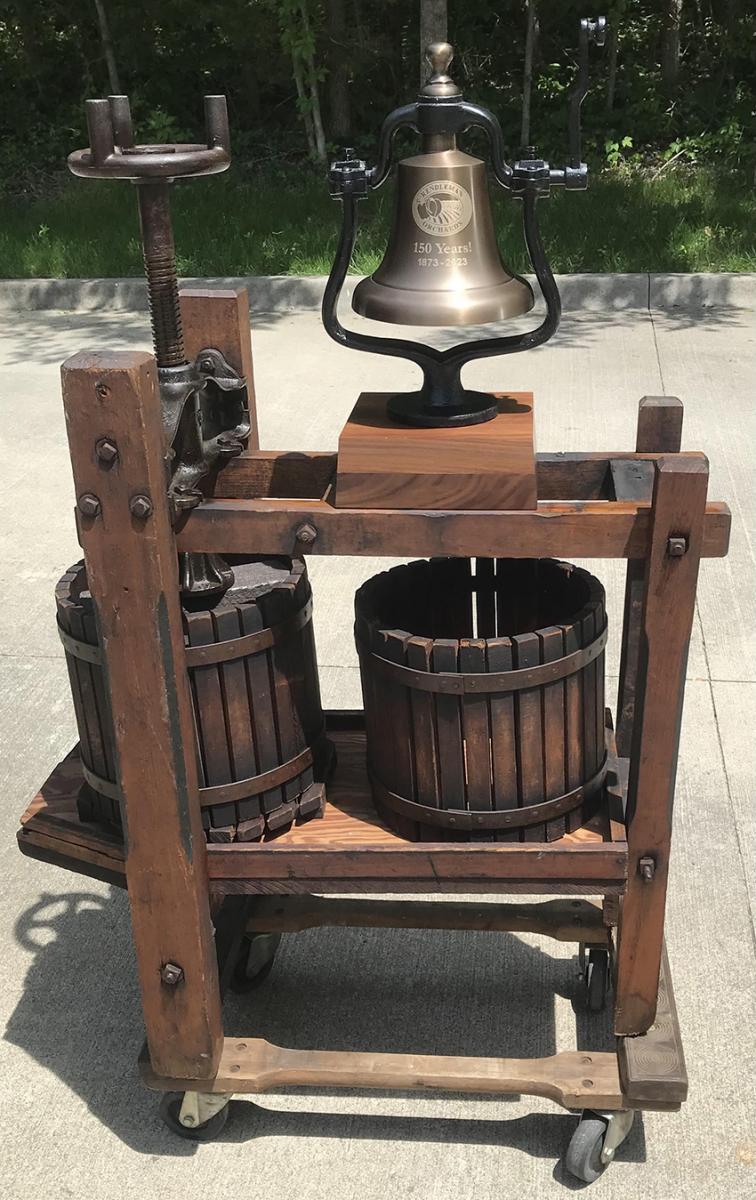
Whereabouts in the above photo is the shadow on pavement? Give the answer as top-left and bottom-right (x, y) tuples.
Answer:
(5, 886), (645, 1173)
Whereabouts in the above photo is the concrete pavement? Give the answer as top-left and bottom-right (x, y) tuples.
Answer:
(0, 287), (754, 1198)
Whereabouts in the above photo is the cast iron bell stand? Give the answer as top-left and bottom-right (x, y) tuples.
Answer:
(322, 20), (604, 428)
(17, 287), (730, 1178)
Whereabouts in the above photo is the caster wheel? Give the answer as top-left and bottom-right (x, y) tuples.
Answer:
(585, 947), (609, 1013)
(230, 932), (281, 993)
(159, 1092), (229, 1141)
(564, 1114), (610, 1183)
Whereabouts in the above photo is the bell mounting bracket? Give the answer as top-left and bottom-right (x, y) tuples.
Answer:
(323, 16), (606, 428)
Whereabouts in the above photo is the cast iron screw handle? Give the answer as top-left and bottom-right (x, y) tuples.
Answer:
(68, 95), (231, 368)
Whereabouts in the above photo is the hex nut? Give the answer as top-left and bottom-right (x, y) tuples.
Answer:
(667, 536), (687, 557)
(95, 438), (118, 465)
(129, 494), (153, 520)
(296, 522), (318, 545)
(160, 962), (184, 986)
(78, 493), (101, 518)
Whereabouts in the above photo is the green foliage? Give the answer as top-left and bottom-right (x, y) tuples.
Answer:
(0, 2), (753, 271)
(0, 164), (753, 278)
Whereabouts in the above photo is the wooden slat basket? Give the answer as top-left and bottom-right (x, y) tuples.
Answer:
(355, 557), (607, 842)
(56, 556), (331, 842)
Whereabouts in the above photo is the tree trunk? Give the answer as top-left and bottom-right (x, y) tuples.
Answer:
(520, 0), (538, 148)
(660, 0), (683, 93)
(606, 22), (619, 112)
(326, 0), (351, 142)
(419, 0), (448, 86)
(308, 66), (328, 162)
(93, 0), (121, 95)
(292, 54), (317, 159)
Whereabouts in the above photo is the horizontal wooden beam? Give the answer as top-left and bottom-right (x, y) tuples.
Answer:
(207, 840), (627, 892)
(245, 896), (610, 941)
(207, 449), (710, 504)
(141, 1037), (626, 1110)
(176, 495), (730, 561)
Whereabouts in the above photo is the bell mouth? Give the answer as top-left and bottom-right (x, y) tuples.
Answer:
(352, 273), (535, 327)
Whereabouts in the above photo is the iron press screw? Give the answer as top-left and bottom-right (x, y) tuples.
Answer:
(78, 493), (101, 518)
(68, 93), (230, 371)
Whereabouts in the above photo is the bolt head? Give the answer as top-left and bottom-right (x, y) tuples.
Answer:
(78, 493), (101, 518)
(160, 962), (184, 986)
(199, 357), (215, 373)
(667, 536), (687, 557)
(95, 438), (118, 465)
(296, 522), (318, 545)
(180, 1114), (196, 1127)
(129, 494), (153, 520)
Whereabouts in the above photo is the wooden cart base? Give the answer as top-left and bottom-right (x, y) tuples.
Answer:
(139, 926), (685, 1115)
(19, 709), (687, 1123)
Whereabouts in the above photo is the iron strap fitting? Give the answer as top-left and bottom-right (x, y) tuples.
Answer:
(358, 623), (608, 696)
(57, 598), (313, 669)
(81, 730), (330, 809)
(370, 757), (608, 832)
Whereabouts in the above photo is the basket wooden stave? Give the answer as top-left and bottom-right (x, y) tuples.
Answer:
(355, 557), (607, 843)
(57, 556), (330, 842)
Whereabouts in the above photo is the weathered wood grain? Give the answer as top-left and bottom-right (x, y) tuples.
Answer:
(61, 350), (222, 1080)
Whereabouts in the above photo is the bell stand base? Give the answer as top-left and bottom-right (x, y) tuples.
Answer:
(387, 387), (498, 427)
(335, 390), (537, 510)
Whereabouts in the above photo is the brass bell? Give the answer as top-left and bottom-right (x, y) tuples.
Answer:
(353, 44), (534, 328)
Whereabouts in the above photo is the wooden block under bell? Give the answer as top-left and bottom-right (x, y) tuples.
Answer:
(335, 391), (537, 510)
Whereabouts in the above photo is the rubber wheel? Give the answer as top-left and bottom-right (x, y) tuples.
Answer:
(230, 932), (281, 994)
(159, 1093), (229, 1141)
(586, 947), (609, 1013)
(564, 1114), (609, 1183)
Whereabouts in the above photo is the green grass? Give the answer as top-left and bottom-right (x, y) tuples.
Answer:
(0, 165), (754, 277)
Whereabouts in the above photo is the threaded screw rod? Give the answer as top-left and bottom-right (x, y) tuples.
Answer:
(136, 180), (186, 368)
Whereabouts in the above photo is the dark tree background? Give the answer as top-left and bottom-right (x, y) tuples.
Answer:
(0, 0), (753, 194)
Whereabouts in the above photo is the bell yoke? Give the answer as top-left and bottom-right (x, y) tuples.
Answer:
(323, 23), (606, 427)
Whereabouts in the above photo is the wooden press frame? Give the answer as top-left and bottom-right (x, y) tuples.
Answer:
(18, 288), (730, 1119)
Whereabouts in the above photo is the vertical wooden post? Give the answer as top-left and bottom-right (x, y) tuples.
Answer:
(616, 397), (683, 756)
(62, 350), (223, 1078)
(614, 453), (708, 1036)
(179, 286), (259, 451)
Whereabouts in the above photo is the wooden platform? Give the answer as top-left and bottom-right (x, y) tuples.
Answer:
(18, 712), (627, 896)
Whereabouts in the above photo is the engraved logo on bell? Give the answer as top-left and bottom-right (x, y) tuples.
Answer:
(412, 180), (473, 238)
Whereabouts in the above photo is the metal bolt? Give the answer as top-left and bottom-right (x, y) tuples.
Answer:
(199, 356), (215, 373)
(95, 438), (118, 465)
(667, 536), (687, 557)
(160, 962), (184, 986)
(295, 522), (318, 545)
(78, 493), (101, 518)
(130, 494), (153, 520)
(181, 1114), (196, 1126)
(95, 381), (111, 399)
(639, 855), (656, 882)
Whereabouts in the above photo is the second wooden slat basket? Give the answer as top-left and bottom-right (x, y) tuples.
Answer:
(355, 557), (607, 842)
